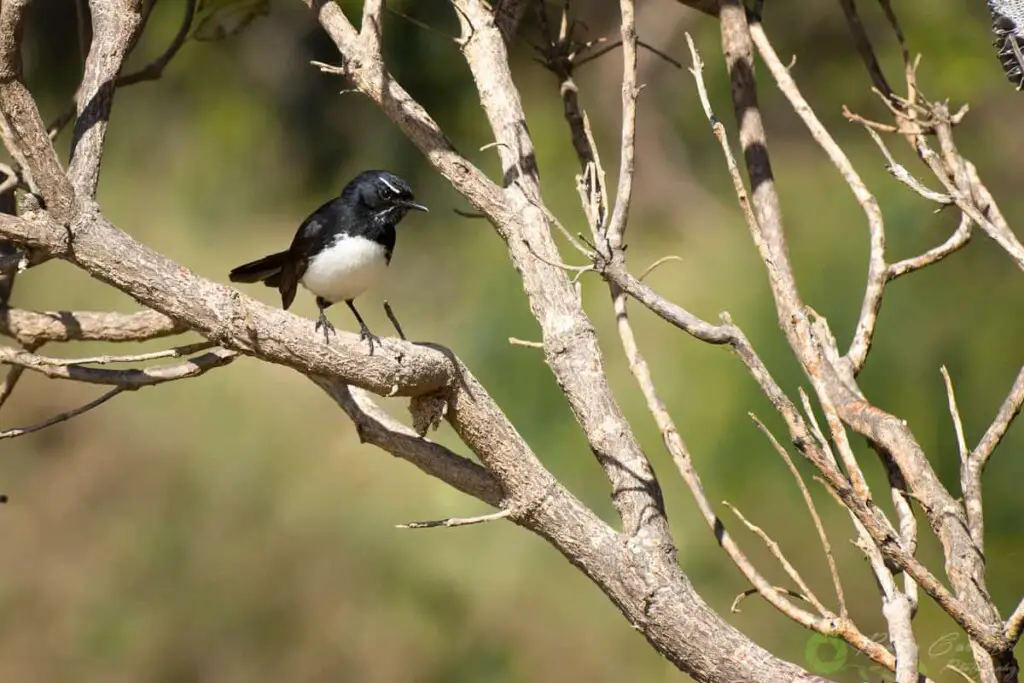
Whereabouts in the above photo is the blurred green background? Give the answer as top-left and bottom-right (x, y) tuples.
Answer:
(2, 0), (1023, 681)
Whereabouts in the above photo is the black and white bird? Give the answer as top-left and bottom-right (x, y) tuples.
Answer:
(228, 170), (428, 352)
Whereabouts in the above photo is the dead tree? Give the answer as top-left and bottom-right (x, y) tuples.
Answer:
(1, 1), (1022, 682)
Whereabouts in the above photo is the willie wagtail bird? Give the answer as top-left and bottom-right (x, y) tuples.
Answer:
(228, 170), (428, 352)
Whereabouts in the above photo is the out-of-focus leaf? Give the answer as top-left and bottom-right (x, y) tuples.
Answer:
(192, 0), (270, 41)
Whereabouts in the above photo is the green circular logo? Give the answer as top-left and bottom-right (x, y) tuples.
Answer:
(806, 634), (848, 674)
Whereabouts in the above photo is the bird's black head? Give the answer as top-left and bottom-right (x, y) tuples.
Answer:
(343, 170), (428, 224)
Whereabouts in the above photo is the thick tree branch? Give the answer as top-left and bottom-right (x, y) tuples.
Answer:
(67, 0), (144, 196)
(450, 0), (670, 541)
(310, 377), (503, 506)
(0, 306), (186, 346)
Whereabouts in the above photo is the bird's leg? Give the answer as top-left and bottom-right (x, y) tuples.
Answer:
(383, 300), (406, 341)
(346, 299), (380, 354)
(314, 297), (336, 343)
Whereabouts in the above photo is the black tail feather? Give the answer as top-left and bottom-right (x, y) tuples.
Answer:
(229, 251), (287, 285)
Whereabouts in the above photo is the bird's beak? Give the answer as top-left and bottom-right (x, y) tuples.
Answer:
(404, 201), (429, 212)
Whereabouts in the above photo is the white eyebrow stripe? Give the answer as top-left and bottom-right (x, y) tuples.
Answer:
(378, 176), (401, 194)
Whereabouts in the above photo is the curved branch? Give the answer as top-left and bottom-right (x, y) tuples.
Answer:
(310, 377), (503, 506)
(0, 306), (186, 346)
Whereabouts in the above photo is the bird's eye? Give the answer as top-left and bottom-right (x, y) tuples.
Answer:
(379, 186), (396, 201)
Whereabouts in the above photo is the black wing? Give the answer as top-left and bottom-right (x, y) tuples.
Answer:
(277, 198), (347, 310)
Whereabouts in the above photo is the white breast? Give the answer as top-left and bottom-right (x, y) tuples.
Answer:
(301, 235), (389, 303)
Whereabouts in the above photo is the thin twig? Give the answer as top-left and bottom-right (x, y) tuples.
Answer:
(638, 255), (683, 282)
(48, 0), (198, 138)
(29, 340), (215, 366)
(731, 586), (811, 613)
(576, 39), (682, 69)
(508, 337), (543, 348)
(0, 346), (236, 387)
(1006, 599), (1024, 645)
(750, 414), (847, 617)
(887, 213), (972, 280)
(383, 300), (406, 340)
(0, 387), (123, 440)
(684, 33), (762, 252)
(724, 501), (829, 616)
(862, 127), (951, 204)
(960, 363), (1024, 554)
(118, 0), (197, 86)
(941, 366), (969, 463)
(971, 367), (1024, 467)
(396, 507), (511, 529)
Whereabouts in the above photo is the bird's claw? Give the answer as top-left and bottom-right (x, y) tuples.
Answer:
(359, 325), (381, 355)
(315, 315), (336, 344)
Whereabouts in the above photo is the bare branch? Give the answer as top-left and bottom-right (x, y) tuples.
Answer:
(449, 0), (670, 540)
(958, 363), (1024, 558)
(0, 306), (186, 346)
(1007, 599), (1024, 646)
(860, 126), (952, 205)
(723, 501), (828, 616)
(0, 386), (123, 440)
(972, 364), (1024, 468)
(850, 513), (920, 683)
(67, 0), (144, 196)
(310, 378), (503, 506)
(397, 508), (512, 529)
(24, 340), (215, 366)
(750, 414), (847, 617)
(887, 213), (973, 280)
(47, 0), (197, 139)
(604, 0), (638, 247)
(749, 19), (886, 377)
(115, 0), (196, 86)
(684, 33), (761, 255)
(0, 345), (237, 387)
(717, 2), (1008, 657)
(360, 0), (384, 50)
(941, 366), (969, 464)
